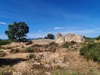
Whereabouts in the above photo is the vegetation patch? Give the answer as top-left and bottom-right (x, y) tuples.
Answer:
(25, 47), (34, 53)
(0, 40), (12, 45)
(10, 48), (20, 53)
(62, 41), (77, 48)
(27, 54), (36, 59)
(80, 42), (100, 62)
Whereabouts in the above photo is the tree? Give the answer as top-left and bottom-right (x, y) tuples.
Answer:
(96, 36), (100, 40)
(47, 33), (55, 39)
(5, 22), (29, 41)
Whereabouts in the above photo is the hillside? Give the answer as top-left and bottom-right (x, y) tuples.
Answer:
(0, 39), (100, 75)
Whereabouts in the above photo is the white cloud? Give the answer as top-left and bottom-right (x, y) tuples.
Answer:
(27, 32), (47, 38)
(54, 27), (64, 30)
(0, 22), (7, 25)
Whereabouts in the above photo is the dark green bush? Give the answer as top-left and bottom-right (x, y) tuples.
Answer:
(80, 42), (100, 62)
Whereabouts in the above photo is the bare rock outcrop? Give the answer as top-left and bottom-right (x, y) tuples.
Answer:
(55, 33), (84, 43)
(55, 32), (65, 43)
(64, 33), (84, 43)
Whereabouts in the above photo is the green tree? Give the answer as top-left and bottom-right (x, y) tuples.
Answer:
(96, 36), (100, 40)
(5, 22), (29, 41)
(47, 33), (55, 39)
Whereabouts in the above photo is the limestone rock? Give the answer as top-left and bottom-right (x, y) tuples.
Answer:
(56, 32), (63, 38)
(55, 32), (65, 43)
(64, 33), (84, 43)
(55, 33), (84, 43)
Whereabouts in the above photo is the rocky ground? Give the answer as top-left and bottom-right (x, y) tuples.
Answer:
(0, 39), (100, 75)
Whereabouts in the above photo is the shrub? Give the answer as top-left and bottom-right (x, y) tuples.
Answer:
(15, 48), (20, 53)
(0, 40), (12, 45)
(25, 47), (33, 53)
(10, 48), (20, 53)
(62, 41), (78, 48)
(80, 42), (100, 62)
(44, 42), (58, 52)
(27, 54), (36, 59)
(62, 42), (70, 48)
(48, 42), (58, 47)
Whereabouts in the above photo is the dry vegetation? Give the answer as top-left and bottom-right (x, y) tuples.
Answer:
(0, 39), (100, 75)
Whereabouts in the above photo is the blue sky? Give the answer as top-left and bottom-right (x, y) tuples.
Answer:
(0, 0), (100, 39)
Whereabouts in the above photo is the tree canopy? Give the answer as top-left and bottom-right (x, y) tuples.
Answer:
(46, 33), (55, 39)
(5, 22), (29, 41)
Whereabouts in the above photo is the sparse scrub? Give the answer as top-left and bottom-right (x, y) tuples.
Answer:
(29, 42), (59, 52)
(10, 48), (20, 53)
(27, 54), (36, 59)
(62, 42), (70, 48)
(44, 42), (58, 52)
(15, 48), (20, 53)
(49, 42), (58, 47)
(25, 47), (33, 53)
(62, 41), (77, 48)
(62, 41), (80, 51)
(0, 40), (12, 45)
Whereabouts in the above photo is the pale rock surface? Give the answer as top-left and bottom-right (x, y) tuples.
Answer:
(55, 33), (84, 43)
(55, 32), (65, 43)
(64, 33), (84, 43)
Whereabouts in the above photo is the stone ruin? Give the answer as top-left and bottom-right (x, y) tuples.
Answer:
(55, 32), (84, 43)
